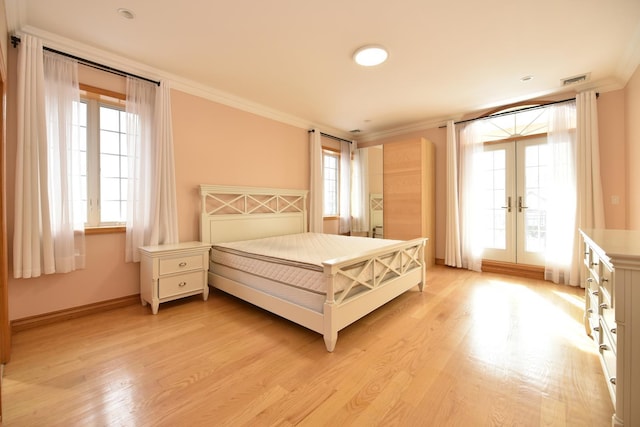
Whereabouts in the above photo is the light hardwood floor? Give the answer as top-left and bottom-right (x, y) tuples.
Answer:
(2, 266), (613, 426)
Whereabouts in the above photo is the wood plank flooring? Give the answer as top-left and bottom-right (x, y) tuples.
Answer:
(2, 266), (613, 426)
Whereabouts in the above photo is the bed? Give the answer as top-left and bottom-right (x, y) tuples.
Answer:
(199, 185), (427, 351)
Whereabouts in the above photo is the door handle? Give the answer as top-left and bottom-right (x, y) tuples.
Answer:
(518, 196), (528, 213)
(501, 196), (512, 213)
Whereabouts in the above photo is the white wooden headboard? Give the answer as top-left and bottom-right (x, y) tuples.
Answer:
(199, 185), (308, 244)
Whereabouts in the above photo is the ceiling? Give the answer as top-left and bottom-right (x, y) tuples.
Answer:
(5, 0), (640, 140)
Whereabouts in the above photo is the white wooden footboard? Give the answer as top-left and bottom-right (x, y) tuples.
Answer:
(322, 238), (426, 351)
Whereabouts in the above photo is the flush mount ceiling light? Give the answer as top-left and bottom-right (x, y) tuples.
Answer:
(117, 8), (135, 19)
(520, 75), (534, 82)
(353, 45), (388, 67)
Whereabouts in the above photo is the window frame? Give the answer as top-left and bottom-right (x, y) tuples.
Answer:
(79, 86), (128, 232)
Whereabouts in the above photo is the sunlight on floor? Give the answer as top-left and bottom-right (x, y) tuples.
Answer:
(467, 278), (596, 385)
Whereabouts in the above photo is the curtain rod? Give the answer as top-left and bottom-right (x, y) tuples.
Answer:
(11, 35), (160, 86)
(308, 129), (353, 144)
(438, 95), (595, 128)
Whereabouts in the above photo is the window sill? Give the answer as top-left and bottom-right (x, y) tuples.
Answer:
(85, 226), (126, 235)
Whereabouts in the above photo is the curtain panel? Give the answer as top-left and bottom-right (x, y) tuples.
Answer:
(458, 121), (485, 272)
(309, 129), (323, 233)
(125, 79), (179, 262)
(13, 35), (85, 278)
(445, 120), (462, 267)
(350, 147), (369, 234)
(338, 140), (352, 234)
(544, 101), (578, 284)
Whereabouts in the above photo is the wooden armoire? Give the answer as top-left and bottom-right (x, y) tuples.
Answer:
(383, 137), (435, 266)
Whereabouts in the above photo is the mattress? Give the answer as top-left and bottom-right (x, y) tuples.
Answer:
(210, 233), (404, 303)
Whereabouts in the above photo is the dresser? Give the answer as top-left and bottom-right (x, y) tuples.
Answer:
(139, 241), (211, 314)
(580, 229), (640, 427)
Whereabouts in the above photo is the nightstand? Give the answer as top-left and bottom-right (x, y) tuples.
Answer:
(139, 241), (211, 314)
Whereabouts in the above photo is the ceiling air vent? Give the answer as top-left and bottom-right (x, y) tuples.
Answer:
(561, 73), (590, 86)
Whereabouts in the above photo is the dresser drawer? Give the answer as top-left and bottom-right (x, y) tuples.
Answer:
(599, 320), (617, 391)
(600, 292), (617, 346)
(159, 254), (204, 275)
(588, 250), (601, 283)
(600, 262), (614, 304)
(158, 271), (204, 298)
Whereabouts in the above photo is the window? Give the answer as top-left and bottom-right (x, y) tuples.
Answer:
(75, 94), (129, 227)
(323, 150), (340, 217)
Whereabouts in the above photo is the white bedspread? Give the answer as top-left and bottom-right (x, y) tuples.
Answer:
(210, 233), (404, 296)
(213, 232), (403, 269)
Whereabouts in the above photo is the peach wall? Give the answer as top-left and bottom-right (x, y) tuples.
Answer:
(6, 62), (309, 319)
(8, 234), (139, 319)
(626, 65), (640, 230)
(170, 90), (308, 241)
(597, 90), (627, 229)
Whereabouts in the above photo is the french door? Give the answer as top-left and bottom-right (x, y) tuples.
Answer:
(480, 136), (547, 266)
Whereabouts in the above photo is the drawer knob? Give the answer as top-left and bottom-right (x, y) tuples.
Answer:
(178, 262), (187, 267)
(611, 327), (617, 335)
(178, 281), (187, 287)
(591, 261), (599, 266)
(593, 326), (600, 332)
(610, 377), (616, 386)
(599, 344), (609, 351)
(586, 278), (594, 283)
(591, 290), (599, 296)
(599, 303), (609, 310)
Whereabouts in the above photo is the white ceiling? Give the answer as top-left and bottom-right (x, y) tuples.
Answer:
(5, 0), (640, 139)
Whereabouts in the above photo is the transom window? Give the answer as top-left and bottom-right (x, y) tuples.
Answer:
(481, 106), (549, 142)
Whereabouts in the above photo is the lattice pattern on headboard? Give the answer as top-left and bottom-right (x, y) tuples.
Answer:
(199, 185), (308, 244)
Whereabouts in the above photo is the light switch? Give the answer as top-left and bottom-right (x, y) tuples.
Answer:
(611, 195), (620, 205)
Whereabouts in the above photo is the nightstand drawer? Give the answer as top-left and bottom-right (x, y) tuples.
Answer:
(158, 271), (204, 298)
(159, 254), (204, 275)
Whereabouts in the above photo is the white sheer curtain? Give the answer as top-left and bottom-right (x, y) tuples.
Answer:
(574, 90), (605, 280)
(576, 91), (605, 231)
(544, 101), (577, 284)
(350, 147), (369, 234)
(459, 120), (485, 271)
(150, 81), (179, 245)
(14, 35), (85, 278)
(309, 129), (323, 233)
(338, 140), (351, 234)
(445, 120), (462, 267)
(125, 79), (179, 262)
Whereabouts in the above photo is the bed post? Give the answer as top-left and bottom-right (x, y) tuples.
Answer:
(323, 302), (337, 352)
(323, 268), (337, 352)
(419, 239), (427, 292)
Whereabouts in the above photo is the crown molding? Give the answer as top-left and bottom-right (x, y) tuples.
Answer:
(11, 26), (351, 139)
(356, 117), (451, 142)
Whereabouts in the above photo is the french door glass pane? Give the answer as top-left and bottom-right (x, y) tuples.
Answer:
(480, 149), (506, 250)
(523, 144), (548, 254)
